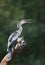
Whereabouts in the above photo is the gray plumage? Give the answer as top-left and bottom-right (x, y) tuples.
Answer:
(7, 20), (27, 52)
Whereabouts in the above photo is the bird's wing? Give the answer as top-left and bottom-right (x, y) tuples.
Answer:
(8, 32), (17, 42)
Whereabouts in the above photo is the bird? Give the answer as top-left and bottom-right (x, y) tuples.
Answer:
(7, 19), (31, 52)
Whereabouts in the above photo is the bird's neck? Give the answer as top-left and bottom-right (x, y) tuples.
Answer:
(16, 25), (23, 36)
(19, 25), (23, 32)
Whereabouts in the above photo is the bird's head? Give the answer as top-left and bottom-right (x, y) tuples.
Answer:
(17, 19), (31, 28)
(19, 19), (31, 25)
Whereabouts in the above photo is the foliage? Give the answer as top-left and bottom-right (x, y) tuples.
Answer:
(0, 0), (45, 65)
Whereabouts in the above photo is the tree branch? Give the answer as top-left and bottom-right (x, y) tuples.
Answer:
(0, 43), (24, 65)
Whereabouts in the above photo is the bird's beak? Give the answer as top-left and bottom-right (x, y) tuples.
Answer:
(24, 19), (32, 24)
(20, 19), (31, 25)
(26, 22), (31, 23)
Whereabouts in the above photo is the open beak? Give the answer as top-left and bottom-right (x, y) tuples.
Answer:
(26, 22), (31, 23)
(24, 21), (31, 24)
(20, 19), (31, 25)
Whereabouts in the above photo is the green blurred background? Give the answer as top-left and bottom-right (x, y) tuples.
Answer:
(0, 0), (45, 65)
